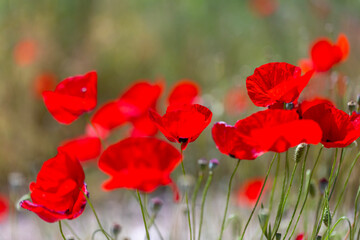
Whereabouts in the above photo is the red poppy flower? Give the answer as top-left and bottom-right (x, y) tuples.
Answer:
(42, 71), (97, 124)
(168, 80), (200, 106)
(13, 38), (38, 66)
(310, 34), (349, 72)
(33, 72), (57, 99)
(98, 137), (181, 193)
(212, 109), (322, 160)
(0, 195), (9, 222)
(299, 100), (360, 148)
(237, 178), (269, 207)
(224, 86), (249, 115)
(88, 81), (162, 138)
(246, 62), (313, 108)
(20, 148), (88, 223)
(149, 104), (213, 150)
(61, 136), (102, 162)
(296, 233), (305, 240)
(248, 0), (278, 17)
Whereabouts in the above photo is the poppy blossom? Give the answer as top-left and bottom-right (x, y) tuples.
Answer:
(295, 233), (305, 240)
(168, 80), (200, 106)
(246, 62), (313, 108)
(42, 71), (97, 124)
(310, 34), (349, 72)
(299, 100), (360, 148)
(88, 81), (162, 138)
(237, 178), (268, 207)
(224, 86), (249, 115)
(61, 136), (102, 162)
(0, 195), (9, 222)
(149, 104), (213, 150)
(98, 137), (181, 193)
(248, 0), (278, 17)
(13, 38), (38, 66)
(20, 148), (88, 223)
(33, 72), (57, 99)
(212, 109), (322, 160)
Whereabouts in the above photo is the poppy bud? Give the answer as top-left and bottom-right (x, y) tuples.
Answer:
(318, 178), (328, 195)
(348, 101), (356, 114)
(285, 102), (294, 110)
(275, 233), (281, 240)
(258, 207), (269, 230)
(150, 197), (164, 213)
(198, 158), (208, 171)
(111, 223), (122, 237)
(309, 180), (316, 197)
(208, 159), (219, 171)
(294, 143), (307, 163)
(323, 207), (332, 227)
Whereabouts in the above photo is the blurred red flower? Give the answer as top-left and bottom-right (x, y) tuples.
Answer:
(33, 72), (57, 99)
(61, 136), (102, 162)
(0, 195), (9, 222)
(20, 148), (88, 223)
(246, 62), (313, 108)
(299, 99), (360, 148)
(13, 39), (38, 66)
(168, 80), (200, 106)
(237, 178), (268, 207)
(248, 0), (278, 17)
(88, 81), (162, 138)
(212, 109), (322, 160)
(224, 86), (249, 115)
(149, 104), (212, 150)
(98, 137), (181, 193)
(310, 34), (349, 72)
(42, 71), (97, 124)
(296, 233), (305, 240)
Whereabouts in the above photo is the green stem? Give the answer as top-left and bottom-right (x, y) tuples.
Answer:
(192, 172), (204, 240)
(59, 221), (67, 240)
(180, 148), (193, 240)
(311, 195), (324, 239)
(218, 159), (241, 240)
(333, 151), (360, 215)
(198, 171), (213, 240)
(283, 145), (310, 239)
(63, 221), (81, 240)
(324, 217), (352, 240)
(241, 154), (277, 240)
(137, 190), (150, 240)
(82, 190), (112, 240)
(288, 145), (324, 240)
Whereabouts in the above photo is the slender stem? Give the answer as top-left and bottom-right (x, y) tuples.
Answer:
(219, 159), (241, 240)
(311, 195), (324, 238)
(283, 145), (310, 239)
(180, 148), (193, 240)
(63, 221), (81, 240)
(192, 172), (204, 240)
(324, 217), (352, 240)
(81, 190), (112, 240)
(288, 145), (324, 240)
(198, 171), (213, 240)
(137, 190), (150, 240)
(59, 221), (67, 240)
(241, 154), (277, 240)
(333, 151), (360, 215)
(147, 213), (164, 240)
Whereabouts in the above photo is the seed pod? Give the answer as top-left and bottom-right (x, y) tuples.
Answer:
(294, 143), (307, 163)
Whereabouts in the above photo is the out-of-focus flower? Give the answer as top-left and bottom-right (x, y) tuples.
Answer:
(33, 72), (57, 99)
(237, 178), (268, 207)
(20, 148), (88, 223)
(60, 136), (102, 162)
(295, 233), (305, 240)
(42, 71), (97, 124)
(168, 80), (200, 106)
(212, 109), (322, 160)
(248, 0), (278, 17)
(299, 99), (360, 148)
(246, 62), (313, 108)
(0, 195), (9, 222)
(149, 104), (212, 150)
(13, 39), (38, 66)
(224, 86), (249, 115)
(98, 137), (181, 194)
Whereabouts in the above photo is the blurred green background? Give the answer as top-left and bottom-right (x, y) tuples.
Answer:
(1, 0), (360, 196)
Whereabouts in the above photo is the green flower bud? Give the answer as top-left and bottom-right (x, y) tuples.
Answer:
(323, 207), (332, 227)
(294, 143), (307, 163)
(348, 100), (356, 114)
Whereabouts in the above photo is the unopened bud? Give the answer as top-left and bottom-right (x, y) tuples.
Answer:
(208, 159), (219, 171)
(150, 197), (164, 213)
(323, 207), (332, 227)
(198, 159), (208, 171)
(285, 102), (294, 110)
(318, 178), (328, 195)
(309, 180), (316, 198)
(258, 207), (269, 230)
(111, 223), (122, 238)
(275, 233), (281, 240)
(348, 101), (356, 114)
(294, 143), (307, 163)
